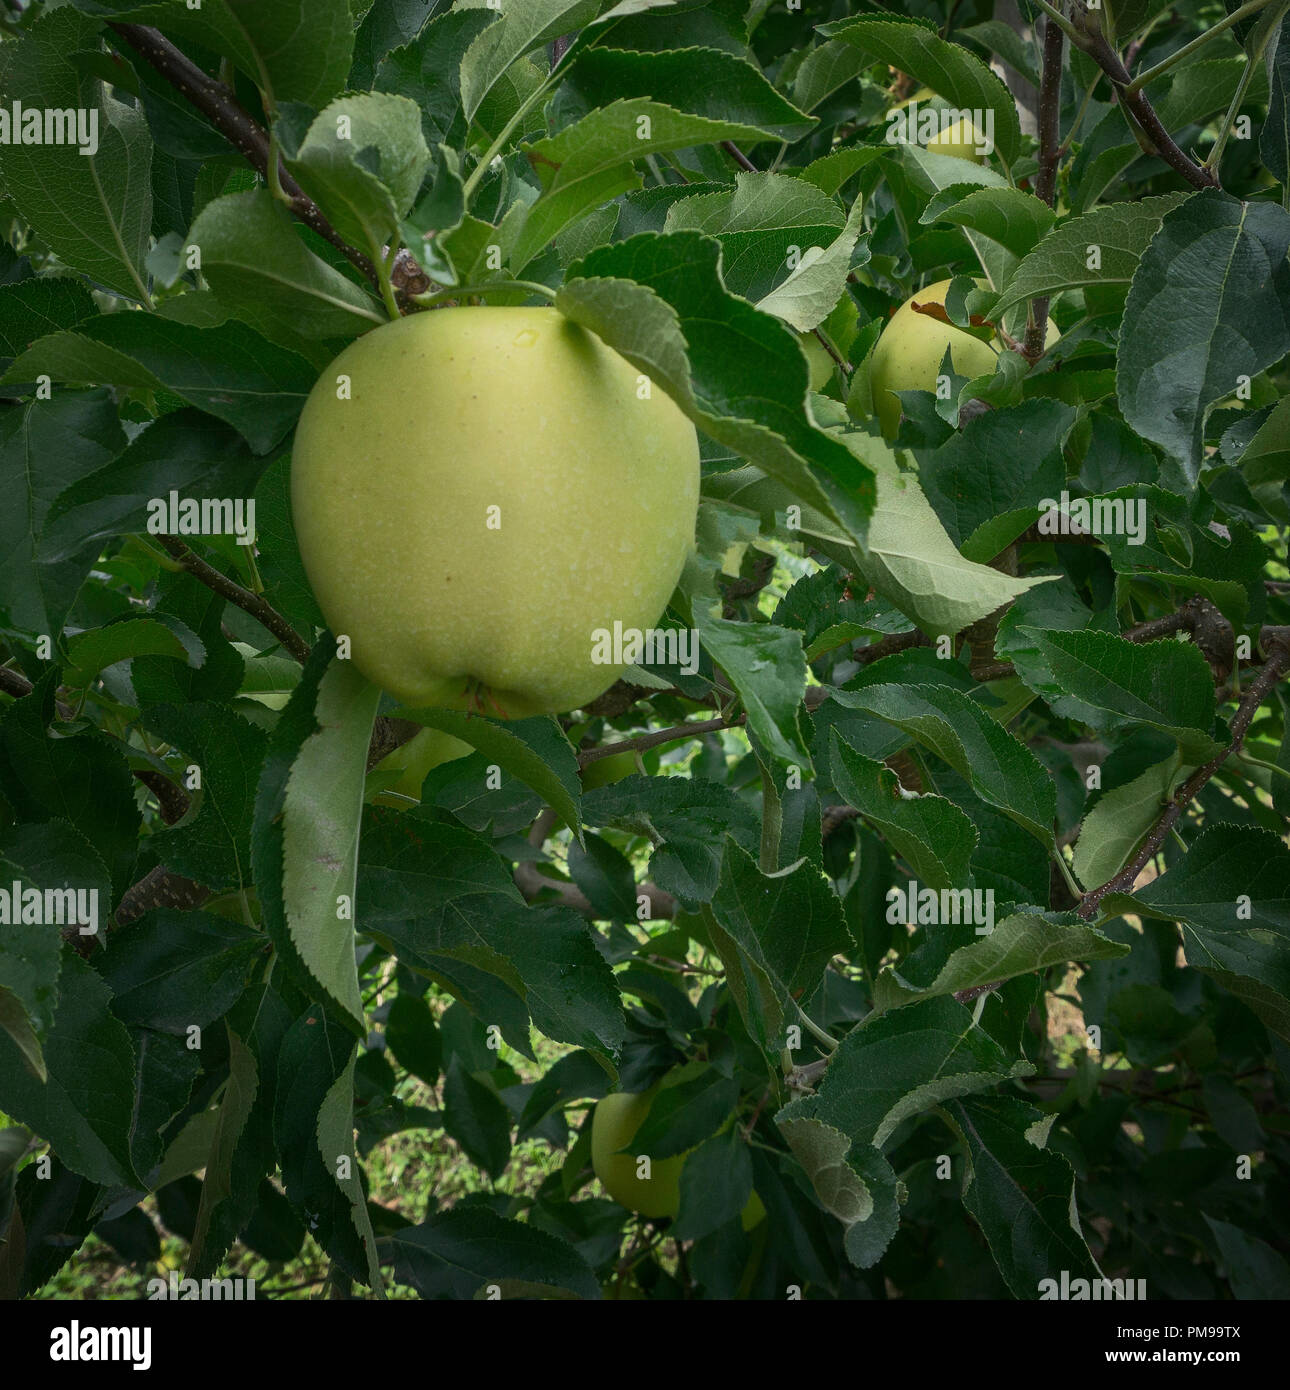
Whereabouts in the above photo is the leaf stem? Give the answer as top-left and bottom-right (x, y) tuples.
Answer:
(461, 68), (562, 204)
(410, 279), (557, 308)
(1123, 0), (1278, 94)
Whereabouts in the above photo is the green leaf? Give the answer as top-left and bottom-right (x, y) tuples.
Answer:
(625, 1069), (737, 1158)
(830, 728), (977, 889)
(0, 8), (152, 302)
(1072, 754), (1189, 890)
(443, 1056), (512, 1179)
(509, 104), (808, 272)
(387, 1206), (600, 1299)
(821, 15), (1022, 163)
(98, 910), (261, 1033)
(792, 38), (869, 113)
(0, 953), (139, 1188)
(140, 703), (268, 893)
(272, 1005), (371, 1283)
(838, 445), (1055, 638)
(389, 709), (582, 842)
(832, 682), (1056, 845)
(921, 184), (1055, 261)
(63, 618), (192, 688)
(459, 0), (598, 124)
(872, 911), (1130, 1012)
(285, 93), (431, 263)
(187, 983), (293, 1276)
(0, 674), (140, 900)
(1118, 190), (1290, 490)
(188, 190), (384, 338)
(564, 46), (816, 143)
(1107, 824), (1290, 1042)
(0, 391), (126, 640)
(756, 195), (867, 332)
(383, 993), (442, 1087)
(0, 278), (96, 359)
(672, 1128), (755, 1242)
(777, 1116), (901, 1268)
(917, 399), (1075, 559)
(705, 838), (850, 1051)
(1014, 628), (1224, 762)
(1205, 1216), (1290, 1299)
(90, 0), (356, 108)
(1262, 11), (1290, 185)
(943, 1095), (1103, 1299)
(558, 232), (876, 545)
(3, 317), (315, 454)
(0, 821), (109, 1075)
(991, 194), (1188, 317)
(778, 993), (1031, 1150)
(358, 811), (625, 1058)
(694, 611), (809, 767)
(582, 774), (760, 903)
(318, 1051), (386, 1294)
(377, 7), (497, 148)
(665, 172), (844, 303)
(280, 661), (381, 1033)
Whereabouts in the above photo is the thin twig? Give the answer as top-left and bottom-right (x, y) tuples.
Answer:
(154, 536), (312, 664)
(108, 23), (379, 288)
(1077, 632), (1290, 919)
(1025, 11), (1066, 360)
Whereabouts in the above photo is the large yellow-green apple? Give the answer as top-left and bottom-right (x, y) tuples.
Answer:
(870, 278), (1059, 437)
(291, 307), (700, 716)
(591, 1080), (766, 1229)
(372, 726), (472, 801)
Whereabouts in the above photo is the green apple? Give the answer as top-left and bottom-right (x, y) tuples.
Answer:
(591, 1076), (766, 1229)
(925, 115), (986, 163)
(291, 307), (700, 716)
(870, 278), (1059, 437)
(799, 331), (835, 391)
(582, 748), (639, 789)
(371, 726), (472, 802)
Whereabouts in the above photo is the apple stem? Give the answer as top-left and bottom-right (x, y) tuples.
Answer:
(411, 280), (557, 309)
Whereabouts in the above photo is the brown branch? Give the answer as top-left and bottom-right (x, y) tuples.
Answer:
(577, 715), (741, 767)
(1024, 12), (1066, 360)
(154, 536), (312, 664)
(107, 23), (380, 288)
(514, 807), (677, 920)
(722, 140), (759, 173)
(0, 666), (33, 701)
(853, 629), (931, 666)
(1077, 630), (1290, 920)
(1069, 6), (1220, 190)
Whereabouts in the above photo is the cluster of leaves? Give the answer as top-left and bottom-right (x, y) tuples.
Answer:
(0, 0), (1288, 1300)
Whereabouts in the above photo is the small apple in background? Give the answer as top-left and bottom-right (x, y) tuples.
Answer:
(291, 306), (700, 717)
(370, 725), (472, 804)
(869, 278), (1060, 437)
(591, 1073), (766, 1230)
(925, 115), (987, 163)
(799, 331), (836, 392)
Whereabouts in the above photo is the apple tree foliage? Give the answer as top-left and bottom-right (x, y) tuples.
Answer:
(1, 0), (1289, 1300)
